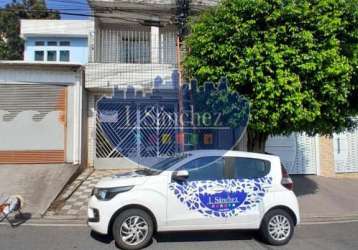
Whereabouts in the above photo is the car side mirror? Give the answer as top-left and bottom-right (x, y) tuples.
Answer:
(172, 170), (189, 182)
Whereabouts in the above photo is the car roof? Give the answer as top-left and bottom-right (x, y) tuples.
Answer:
(184, 150), (280, 162)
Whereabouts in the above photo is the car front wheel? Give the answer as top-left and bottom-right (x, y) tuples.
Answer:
(112, 208), (154, 250)
(259, 208), (294, 246)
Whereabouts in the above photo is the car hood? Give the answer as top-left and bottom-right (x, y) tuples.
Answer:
(95, 171), (150, 188)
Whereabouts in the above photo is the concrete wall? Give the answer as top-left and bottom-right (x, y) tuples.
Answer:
(81, 88), (89, 168)
(87, 93), (97, 167)
(24, 37), (89, 64)
(21, 20), (94, 38)
(0, 66), (79, 84)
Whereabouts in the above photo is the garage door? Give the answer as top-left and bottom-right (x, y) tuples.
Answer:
(266, 133), (318, 174)
(333, 128), (358, 173)
(0, 84), (66, 164)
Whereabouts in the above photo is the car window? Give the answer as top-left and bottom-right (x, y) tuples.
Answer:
(225, 157), (270, 179)
(179, 156), (225, 181)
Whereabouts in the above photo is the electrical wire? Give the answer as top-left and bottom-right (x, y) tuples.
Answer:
(0, 0), (195, 24)
(0, 7), (179, 25)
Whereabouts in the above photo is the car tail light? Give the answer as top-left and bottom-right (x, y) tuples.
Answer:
(281, 165), (294, 190)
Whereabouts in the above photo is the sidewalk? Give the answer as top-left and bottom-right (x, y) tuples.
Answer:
(292, 175), (358, 222)
(45, 169), (124, 219)
(45, 170), (358, 223)
(0, 164), (79, 218)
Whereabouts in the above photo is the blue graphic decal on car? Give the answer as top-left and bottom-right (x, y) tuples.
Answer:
(169, 177), (272, 217)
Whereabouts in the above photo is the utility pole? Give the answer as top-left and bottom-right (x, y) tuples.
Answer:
(176, 0), (190, 152)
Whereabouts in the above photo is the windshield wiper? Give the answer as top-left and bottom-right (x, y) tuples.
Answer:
(136, 168), (159, 175)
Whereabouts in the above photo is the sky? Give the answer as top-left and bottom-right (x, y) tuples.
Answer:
(0, 0), (90, 19)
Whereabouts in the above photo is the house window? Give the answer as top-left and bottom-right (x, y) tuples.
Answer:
(122, 35), (150, 63)
(34, 51), (44, 61)
(59, 41), (70, 46)
(47, 51), (57, 61)
(47, 41), (57, 46)
(95, 28), (151, 63)
(60, 50), (70, 62)
(35, 41), (45, 46)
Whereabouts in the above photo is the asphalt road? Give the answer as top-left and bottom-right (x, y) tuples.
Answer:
(0, 221), (358, 250)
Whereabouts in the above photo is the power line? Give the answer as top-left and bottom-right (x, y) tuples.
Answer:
(0, 7), (177, 25)
(48, 0), (89, 6)
(0, 0), (182, 25)
(0, 7), (114, 20)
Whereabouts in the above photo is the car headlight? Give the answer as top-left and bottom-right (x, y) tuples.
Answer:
(92, 186), (134, 201)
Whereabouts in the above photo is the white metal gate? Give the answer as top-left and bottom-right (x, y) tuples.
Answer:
(95, 99), (178, 169)
(334, 129), (358, 173)
(266, 133), (318, 174)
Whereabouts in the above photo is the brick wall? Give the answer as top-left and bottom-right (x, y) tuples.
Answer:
(319, 136), (336, 177)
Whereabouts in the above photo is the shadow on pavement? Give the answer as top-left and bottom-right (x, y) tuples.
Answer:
(0, 212), (32, 228)
(291, 175), (319, 197)
(91, 229), (259, 246)
(90, 230), (113, 244)
(155, 230), (258, 243)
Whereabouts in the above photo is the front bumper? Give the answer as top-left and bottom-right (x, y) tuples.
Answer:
(87, 196), (113, 235)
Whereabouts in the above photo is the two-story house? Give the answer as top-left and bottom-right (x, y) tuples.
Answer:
(84, 0), (231, 169)
(83, 0), (358, 178)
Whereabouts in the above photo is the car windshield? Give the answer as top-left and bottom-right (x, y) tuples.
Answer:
(136, 154), (189, 176)
(152, 154), (189, 172)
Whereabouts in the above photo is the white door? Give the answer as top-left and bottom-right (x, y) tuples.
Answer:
(166, 156), (228, 229)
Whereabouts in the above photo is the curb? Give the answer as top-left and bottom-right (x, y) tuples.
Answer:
(301, 214), (358, 224)
(59, 168), (95, 201)
(3, 215), (358, 227)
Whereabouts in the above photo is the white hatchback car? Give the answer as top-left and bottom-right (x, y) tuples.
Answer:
(88, 150), (299, 250)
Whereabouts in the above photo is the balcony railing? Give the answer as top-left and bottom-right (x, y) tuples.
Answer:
(86, 25), (178, 89)
(92, 26), (177, 64)
(94, 27), (151, 64)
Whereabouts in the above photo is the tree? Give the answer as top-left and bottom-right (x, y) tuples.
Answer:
(0, 0), (59, 60)
(184, 0), (358, 152)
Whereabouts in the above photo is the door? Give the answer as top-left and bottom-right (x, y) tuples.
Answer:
(0, 84), (66, 164)
(224, 157), (272, 228)
(166, 156), (228, 229)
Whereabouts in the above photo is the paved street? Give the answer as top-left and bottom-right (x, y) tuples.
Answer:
(0, 221), (358, 250)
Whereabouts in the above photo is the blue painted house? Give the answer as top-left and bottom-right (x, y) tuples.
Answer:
(20, 20), (93, 64)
